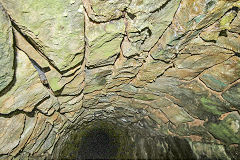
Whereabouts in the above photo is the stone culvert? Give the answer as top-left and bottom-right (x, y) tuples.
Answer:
(0, 0), (239, 159)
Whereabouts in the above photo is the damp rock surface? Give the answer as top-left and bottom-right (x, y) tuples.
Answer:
(0, 0), (240, 159)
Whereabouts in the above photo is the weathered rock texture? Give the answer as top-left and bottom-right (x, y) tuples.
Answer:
(0, 0), (239, 159)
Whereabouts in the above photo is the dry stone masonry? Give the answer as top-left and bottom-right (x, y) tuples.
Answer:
(0, 0), (240, 159)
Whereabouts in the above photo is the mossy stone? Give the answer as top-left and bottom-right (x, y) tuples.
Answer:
(205, 112), (240, 144)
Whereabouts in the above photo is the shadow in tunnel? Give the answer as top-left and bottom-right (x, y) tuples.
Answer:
(77, 128), (119, 159)
(54, 120), (198, 160)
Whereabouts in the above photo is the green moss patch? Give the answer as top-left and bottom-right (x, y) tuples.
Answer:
(205, 112), (240, 144)
(200, 97), (225, 116)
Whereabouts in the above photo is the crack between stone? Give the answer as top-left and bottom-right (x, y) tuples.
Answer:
(178, 8), (236, 51)
(10, 115), (27, 156)
(82, 0), (125, 24)
(81, 7), (87, 107)
(33, 123), (53, 155)
(0, 32), (17, 98)
(197, 77), (225, 101)
(154, 65), (174, 80)
(150, 0), (172, 14)
(16, 46), (56, 96)
(147, 0), (183, 54)
(61, 69), (85, 89)
(61, 65), (82, 78)
(24, 122), (48, 155)
(199, 36), (239, 54)
(10, 20), (63, 74)
(163, 93), (199, 120)
(0, 109), (34, 118)
(222, 78), (240, 93)
(128, 64), (144, 85)
(61, 55), (85, 75)
(123, 12), (131, 42)
(196, 54), (234, 77)
(157, 109), (176, 127)
(15, 46), (50, 85)
(58, 84), (84, 97)
(9, 15), (83, 76)
(164, 54), (235, 84)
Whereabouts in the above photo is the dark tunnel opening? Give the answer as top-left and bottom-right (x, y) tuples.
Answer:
(55, 120), (134, 159)
(53, 120), (202, 159)
(77, 128), (119, 159)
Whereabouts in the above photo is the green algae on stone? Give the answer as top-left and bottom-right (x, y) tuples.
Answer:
(0, 0), (85, 72)
(48, 77), (62, 92)
(200, 97), (226, 116)
(147, 77), (230, 120)
(195, 0), (234, 30)
(220, 9), (237, 30)
(150, 48), (176, 62)
(229, 11), (240, 33)
(0, 4), (14, 92)
(85, 18), (125, 67)
(87, 37), (123, 67)
(85, 18), (125, 48)
(172, 0), (215, 33)
(205, 111), (240, 144)
(84, 85), (104, 94)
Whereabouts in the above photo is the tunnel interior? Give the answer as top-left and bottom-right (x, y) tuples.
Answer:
(53, 119), (201, 160)
(77, 127), (119, 159)
(55, 120), (134, 159)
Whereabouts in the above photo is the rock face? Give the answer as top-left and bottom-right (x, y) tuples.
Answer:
(0, 4), (14, 92)
(0, 0), (239, 159)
